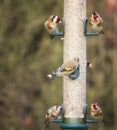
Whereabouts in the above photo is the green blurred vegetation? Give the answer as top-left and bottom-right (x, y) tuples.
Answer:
(0, 0), (116, 130)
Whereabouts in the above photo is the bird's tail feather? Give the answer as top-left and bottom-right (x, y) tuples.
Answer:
(47, 72), (56, 78)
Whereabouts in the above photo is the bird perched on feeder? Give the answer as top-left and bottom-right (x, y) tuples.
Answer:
(90, 102), (104, 122)
(44, 105), (62, 128)
(44, 15), (62, 38)
(86, 60), (92, 68)
(47, 57), (79, 78)
(88, 11), (104, 34)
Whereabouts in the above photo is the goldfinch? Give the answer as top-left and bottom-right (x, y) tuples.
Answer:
(44, 105), (62, 128)
(47, 57), (79, 78)
(88, 11), (104, 34)
(44, 15), (61, 35)
(90, 102), (104, 121)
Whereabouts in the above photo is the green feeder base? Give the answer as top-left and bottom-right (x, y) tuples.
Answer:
(61, 124), (88, 130)
(61, 118), (88, 130)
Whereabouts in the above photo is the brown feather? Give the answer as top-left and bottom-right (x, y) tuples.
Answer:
(64, 60), (77, 70)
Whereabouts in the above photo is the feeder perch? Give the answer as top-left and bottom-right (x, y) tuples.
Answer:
(86, 120), (101, 123)
(50, 32), (64, 39)
(51, 119), (63, 123)
(84, 18), (101, 36)
(50, 18), (64, 39)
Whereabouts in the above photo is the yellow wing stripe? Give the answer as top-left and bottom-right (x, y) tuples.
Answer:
(65, 67), (72, 71)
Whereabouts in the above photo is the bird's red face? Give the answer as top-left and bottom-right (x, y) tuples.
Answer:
(56, 17), (61, 23)
(93, 102), (99, 110)
(56, 105), (62, 113)
(93, 14), (98, 20)
(87, 61), (90, 66)
(92, 12), (99, 20)
(52, 15), (61, 23)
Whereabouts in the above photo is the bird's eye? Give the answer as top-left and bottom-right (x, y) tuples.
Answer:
(60, 107), (62, 111)
(47, 112), (49, 116)
(56, 105), (58, 110)
(52, 15), (56, 22)
(100, 113), (102, 116)
(92, 12), (96, 15)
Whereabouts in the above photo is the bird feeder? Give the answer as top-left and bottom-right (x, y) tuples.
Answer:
(61, 0), (88, 129)
(45, 0), (102, 129)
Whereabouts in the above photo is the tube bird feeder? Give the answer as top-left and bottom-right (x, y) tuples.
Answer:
(61, 0), (88, 129)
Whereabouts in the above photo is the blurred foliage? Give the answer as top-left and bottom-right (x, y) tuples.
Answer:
(0, 0), (116, 130)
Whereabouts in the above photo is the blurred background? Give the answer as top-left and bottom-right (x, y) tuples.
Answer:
(0, 0), (117, 130)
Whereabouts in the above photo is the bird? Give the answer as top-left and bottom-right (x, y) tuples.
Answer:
(44, 105), (62, 128)
(47, 57), (79, 78)
(86, 60), (92, 68)
(88, 11), (104, 34)
(44, 15), (61, 38)
(90, 102), (104, 121)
